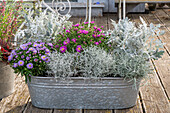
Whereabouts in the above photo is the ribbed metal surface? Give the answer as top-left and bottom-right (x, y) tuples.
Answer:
(0, 62), (14, 99)
(28, 76), (141, 109)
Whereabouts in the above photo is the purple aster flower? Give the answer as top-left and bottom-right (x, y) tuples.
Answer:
(76, 45), (82, 53)
(33, 43), (39, 47)
(92, 34), (97, 38)
(29, 54), (31, 56)
(39, 61), (42, 63)
(26, 56), (30, 60)
(20, 44), (28, 50)
(18, 60), (24, 66)
(66, 30), (70, 33)
(26, 51), (30, 54)
(39, 54), (42, 56)
(41, 55), (46, 61)
(55, 45), (59, 48)
(19, 52), (23, 54)
(72, 38), (77, 43)
(13, 63), (18, 68)
(45, 57), (50, 63)
(15, 55), (18, 58)
(27, 42), (32, 45)
(101, 37), (104, 40)
(29, 47), (35, 51)
(99, 41), (102, 43)
(45, 52), (50, 56)
(27, 63), (33, 69)
(74, 24), (79, 27)
(8, 55), (13, 62)
(60, 46), (67, 53)
(75, 28), (78, 31)
(94, 42), (99, 45)
(84, 22), (88, 24)
(45, 49), (50, 53)
(42, 46), (46, 50)
(101, 33), (105, 36)
(33, 50), (37, 54)
(11, 50), (16, 56)
(34, 58), (38, 62)
(21, 55), (25, 59)
(47, 43), (53, 47)
(78, 36), (81, 38)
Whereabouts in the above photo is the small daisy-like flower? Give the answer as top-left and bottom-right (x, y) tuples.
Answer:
(92, 34), (96, 38)
(45, 49), (50, 53)
(41, 55), (46, 61)
(84, 22), (88, 24)
(99, 41), (102, 43)
(74, 24), (79, 27)
(20, 44), (28, 50)
(21, 55), (25, 59)
(18, 60), (24, 66)
(27, 63), (33, 69)
(55, 45), (59, 48)
(82, 30), (89, 34)
(60, 46), (67, 53)
(26, 56), (30, 60)
(94, 26), (97, 30)
(26, 51), (30, 54)
(33, 43), (39, 47)
(45, 57), (50, 63)
(91, 21), (95, 24)
(47, 43), (53, 47)
(72, 38), (77, 43)
(78, 36), (81, 38)
(76, 45), (82, 53)
(97, 34), (101, 37)
(97, 28), (102, 32)
(45, 52), (50, 56)
(94, 42), (99, 45)
(66, 30), (70, 33)
(13, 63), (18, 68)
(34, 58), (38, 62)
(29, 47), (35, 51)
(8, 55), (13, 62)
(63, 39), (70, 45)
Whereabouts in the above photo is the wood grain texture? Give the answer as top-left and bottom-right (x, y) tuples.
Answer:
(0, 76), (30, 113)
(53, 109), (82, 113)
(114, 95), (143, 113)
(84, 110), (113, 113)
(163, 9), (170, 17)
(23, 100), (53, 113)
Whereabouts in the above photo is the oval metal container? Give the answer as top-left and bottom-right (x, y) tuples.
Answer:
(0, 62), (15, 99)
(27, 76), (141, 109)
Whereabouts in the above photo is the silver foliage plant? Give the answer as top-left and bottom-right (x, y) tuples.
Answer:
(15, 9), (72, 44)
(47, 46), (115, 78)
(107, 17), (164, 60)
(105, 17), (165, 79)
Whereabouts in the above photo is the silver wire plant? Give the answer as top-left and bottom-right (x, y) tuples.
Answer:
(15, 8), (72, 44)
(47, 46), (115, 78)
(105, 17), (165, 80)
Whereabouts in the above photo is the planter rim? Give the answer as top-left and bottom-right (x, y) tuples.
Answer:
(30, 76), (141, 80)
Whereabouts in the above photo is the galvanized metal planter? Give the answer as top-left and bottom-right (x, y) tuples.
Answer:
(27, 76), (141, 109)
(0, 62), (15, 99)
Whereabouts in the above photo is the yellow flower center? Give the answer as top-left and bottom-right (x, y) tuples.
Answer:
(62, 48), (64, 51)
(20, 62), (22, 64)
(78, 48), (81, 50)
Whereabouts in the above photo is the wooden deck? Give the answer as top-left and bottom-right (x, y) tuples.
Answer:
(0, 8), (170, 113)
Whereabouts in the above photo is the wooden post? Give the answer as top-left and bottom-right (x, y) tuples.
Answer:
(119, 0), (121, 20)
(88, 0), (92, 27)
(123, 0), (126, 19)
(85, 0), (89, 22)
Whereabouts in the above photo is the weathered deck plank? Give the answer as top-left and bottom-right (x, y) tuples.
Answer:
(53, 109), (82, 113)
(94, 14), (108, 31)
(114, 95), (143, 113)
(23, 99), (53, 113)
(84, 110), (113, 113)
(163, 9), (170, 17)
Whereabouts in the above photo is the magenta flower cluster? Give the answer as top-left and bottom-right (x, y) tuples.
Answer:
(8, 41), (53, 78)
(55, 21), (109, 53)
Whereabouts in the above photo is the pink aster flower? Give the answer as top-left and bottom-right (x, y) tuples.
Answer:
(60, 46), (67, 53)
(92, 34), (97, 38)
(78, 36), (81, 38)
(97, 34), (101, 37)
(63, 38), (70, 45)
(91, 21), (95, 24)
(74, 24), (79, 27)
(94, 26), (97, 30)
(76, 45), (82, 53)
(97, 28), (102, 32)
(84, 22), (88, 24)
(82, 30), (89, 34)
(94, 42), (99, 45)
(99, 41), (102, 43)
(80, 26), (84, 28)
(66, 30), (70, 33)
(72, 38), (77, 43)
